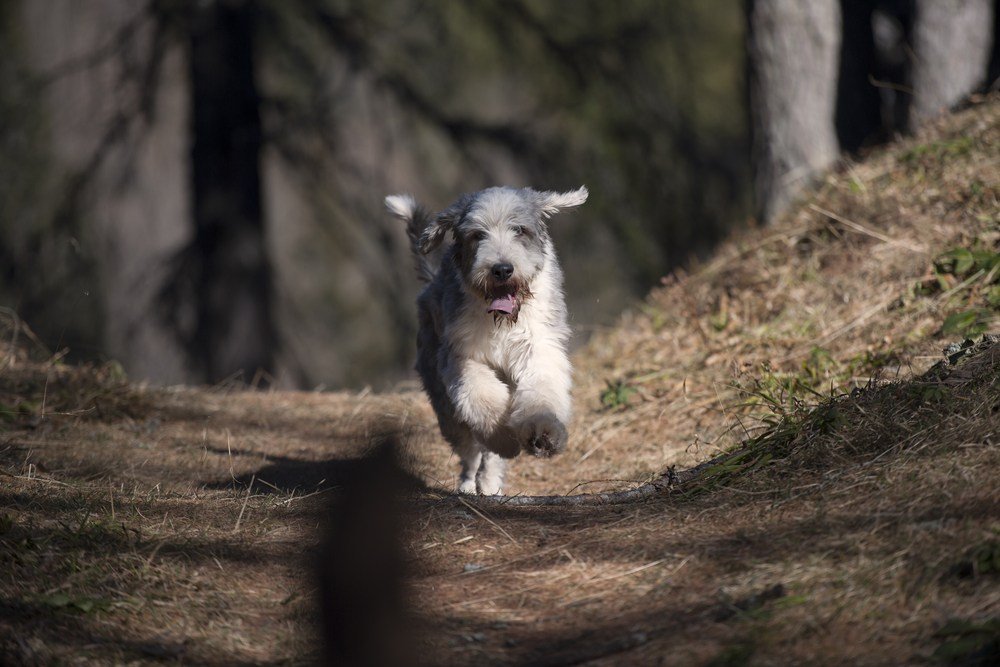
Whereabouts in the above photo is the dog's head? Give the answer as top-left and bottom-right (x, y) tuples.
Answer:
(419, 186), (588, 321)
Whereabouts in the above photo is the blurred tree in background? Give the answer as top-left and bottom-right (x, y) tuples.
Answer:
(0, 0), (748, 388)
(748, 0), (997, 223)
(161, 0), (276, 385)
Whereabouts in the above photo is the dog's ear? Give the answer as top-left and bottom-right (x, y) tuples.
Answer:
(419, 196), (469, 254)
(533, 186), (588, 218)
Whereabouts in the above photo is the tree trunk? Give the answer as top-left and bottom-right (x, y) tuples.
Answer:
(835, 0), (884, 152)
(186, 0), (275, 384)
(989, 0), (1000, 88)
(909, 0), (994, 125)
(747, 0), (842, 224)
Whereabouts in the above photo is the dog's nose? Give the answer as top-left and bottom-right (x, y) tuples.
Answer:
(492, 262), (514, 282)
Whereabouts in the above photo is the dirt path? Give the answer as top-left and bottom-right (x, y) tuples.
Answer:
(1, 341), (997, 665)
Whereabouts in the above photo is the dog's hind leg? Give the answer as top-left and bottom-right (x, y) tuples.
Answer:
(476, 452), (507, 496)
(451, 434), (505, 495)
(453, 438), (482, 495)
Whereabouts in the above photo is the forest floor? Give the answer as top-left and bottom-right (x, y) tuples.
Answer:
(1, 96), (998, 666)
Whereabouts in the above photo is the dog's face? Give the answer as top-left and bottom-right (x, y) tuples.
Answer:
(420, 186), (587, 321)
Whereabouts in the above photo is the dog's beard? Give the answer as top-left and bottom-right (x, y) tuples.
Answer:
(472, 275), (531, 324)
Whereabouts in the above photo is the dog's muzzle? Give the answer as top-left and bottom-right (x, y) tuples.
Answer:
(485, 268), (524, 321)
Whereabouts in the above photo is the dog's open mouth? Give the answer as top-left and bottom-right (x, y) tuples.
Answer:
(486, 287), (522, 322)
(478, 275), (530, 323)
(487, 293), (518, 316)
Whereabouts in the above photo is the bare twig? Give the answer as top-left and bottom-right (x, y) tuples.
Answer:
(233, 474), (255, 532)
(456, 497), (518, 544)
(809, 204), (924, 252)
(32, 2), (152, 88)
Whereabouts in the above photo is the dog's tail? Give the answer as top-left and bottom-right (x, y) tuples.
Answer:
(385, 194), (435, 284)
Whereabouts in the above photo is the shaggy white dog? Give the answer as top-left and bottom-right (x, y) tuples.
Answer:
(386, 186), (587, 494)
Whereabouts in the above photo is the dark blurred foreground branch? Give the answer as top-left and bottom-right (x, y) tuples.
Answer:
(316, 439), (426, 667)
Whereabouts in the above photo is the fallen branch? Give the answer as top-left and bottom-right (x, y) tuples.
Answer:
(466, 452), (732, 506)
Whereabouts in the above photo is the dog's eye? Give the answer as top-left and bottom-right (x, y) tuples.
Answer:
(513, 225), (528, 237)
(470, 230), (487, 242)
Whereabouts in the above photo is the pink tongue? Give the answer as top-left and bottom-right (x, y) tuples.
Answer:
(488, 294), (517, 314)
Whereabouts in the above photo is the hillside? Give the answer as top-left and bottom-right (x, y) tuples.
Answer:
(1, 96), (998, 665)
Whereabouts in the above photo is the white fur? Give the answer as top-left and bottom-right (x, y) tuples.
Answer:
(384, 194), (417, 220)
(390, 186), (585, 494)
(538, 185), (588, 217)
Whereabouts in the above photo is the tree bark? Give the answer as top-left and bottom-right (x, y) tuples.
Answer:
(747, 0), (842, 224)
(185, 0), (275, 383)
(909, 0), (994, 125)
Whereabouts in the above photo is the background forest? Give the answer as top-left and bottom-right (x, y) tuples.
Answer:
(0, 0), (748, 389)
(2, 0), (998, 391)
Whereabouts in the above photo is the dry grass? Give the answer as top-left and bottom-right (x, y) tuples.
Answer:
(1, 96), (998, 665)
(574, 96), (999, 482)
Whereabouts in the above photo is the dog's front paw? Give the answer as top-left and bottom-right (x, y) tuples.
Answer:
(516, 413), (568, 458)
(457, 477), (478, 495)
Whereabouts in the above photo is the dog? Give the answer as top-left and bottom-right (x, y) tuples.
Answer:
(385, 186), (587, 494)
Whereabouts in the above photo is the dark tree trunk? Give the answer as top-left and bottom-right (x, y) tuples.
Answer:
(836, 0), (883, 152)
(871, 1), (915, 136)
(747, 0), (842, 224)
(836, 0), (916, 151)
(989, 0), (1000, 88)
(910, 0), (994, 125)
(183, 0), (274, 384)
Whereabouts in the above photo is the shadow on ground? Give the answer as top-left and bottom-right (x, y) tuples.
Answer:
(203, 453), (370, 493)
